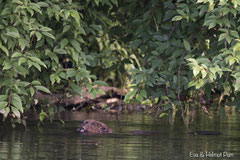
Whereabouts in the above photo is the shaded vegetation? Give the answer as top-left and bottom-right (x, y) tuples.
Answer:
(0, 0), (240, 125)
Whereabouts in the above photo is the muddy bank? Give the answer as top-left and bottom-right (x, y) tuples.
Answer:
(34, 86), (150, 113)
(34, 86), (126, 109)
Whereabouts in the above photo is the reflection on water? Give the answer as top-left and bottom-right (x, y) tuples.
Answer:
(0, 111), (240, 160)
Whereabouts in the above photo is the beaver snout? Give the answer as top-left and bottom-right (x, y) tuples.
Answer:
(76, 127), (86, 133)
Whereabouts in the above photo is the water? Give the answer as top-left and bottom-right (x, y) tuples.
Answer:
(0, 111), (240, 160)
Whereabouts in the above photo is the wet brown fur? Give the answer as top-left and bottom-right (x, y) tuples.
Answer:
(77, 120), (113, 134)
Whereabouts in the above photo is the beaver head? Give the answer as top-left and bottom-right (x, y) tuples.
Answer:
(77, 120), (113, 134)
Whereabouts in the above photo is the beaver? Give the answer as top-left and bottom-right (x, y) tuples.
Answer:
(77, 119), (113, 134)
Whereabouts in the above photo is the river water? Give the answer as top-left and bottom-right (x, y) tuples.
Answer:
(0, 111), (239, 160)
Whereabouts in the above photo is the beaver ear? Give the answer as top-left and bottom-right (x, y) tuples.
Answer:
(90, 122), (95, 126)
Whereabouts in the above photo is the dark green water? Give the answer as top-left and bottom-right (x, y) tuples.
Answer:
(0, 111), (240, 160)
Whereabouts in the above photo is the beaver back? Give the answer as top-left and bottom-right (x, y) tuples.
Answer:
(77, 119), (113, 134)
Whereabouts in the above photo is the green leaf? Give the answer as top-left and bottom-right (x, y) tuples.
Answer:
(136, 94), (143, 102)
(60, 38), (69, 48)
(16, 66), (29, 76)
(11, 94), (23, 113)
(32, 62), (41, 71)
(86, 83), (92, 91)
(40, 27), (52, 32)
(176, 9), (186, 16)
(90, 25), (102, 32)
(31, 80), (41, 85)
(46, 36), (54, 46)
(135, 74), (144, 84)
(94, 0), (100, 6)
(34, 85), (51, 94)
(71, 49), (78, 64)
(92, 81), (108, 86)
(208, 22), (216, 29)
(67, 69), (77, 78)
(30, 87), (35, 97)
(0, 101), (8, 110)
(28, 60), (33, 68)
(42, 32), (55, 40)
(11, 52), (22, 58)
(159, 113), (168, 118)
(71, 83), (82, 94)
(153, 35), (167, 41)
(29, 57), (47, 68)
(59, 72), (67, 79)
(70, 39), (81, 51)
(140, 90), (147, 98)
(146, 81), (153, 87)
(129, 69), (141, 74)
(18, 57), (27, 66)
(230, 8), (237, 17)
(225, 35), (233, 44)
(0, 95), (8, 101)
(37, 2), (49, 7)
(196, 79), (204, 89)
(36, 38), (44, 48)
(227, 56), (236, 66)
(193, 66), (200, 76)
(183, 39), (191, 51)
(78, 26), (86, 35)
(172, 16), (182, 21)
(62, 25), (71, 33)
(50, 74), (56, 85)
(111, 0), (118, 6)
(28, 9), (35, 17)
(75, 73), (81, 82)
(35, 32), (42, 41)
(163, 10), (176, 21)
(29, 3), (42, 14)
(54, 48), (67, 54)
(164, 1), (175, 9)
(12, 0), (23, 5)
(0, 42), (9, 56)
(11, 106), (21, 119)
(18, 38), (27, 51)
(230, 30), (239, 38)
(2, 61), (12, 70)
(129, 39), (142, 48)
(201, 69), (207, 78)
(30, 31), (35, 38)
(70, 10), (80, 26)
(17, 81), (30, 87)
(219, 33), (227, 41)
(6, 31), (20, 38)
(187, 58), (198, 65)
(90, 89), (97, 98)
(39, 110), (47, 122)
(96, 89), (105, 95)
(234, 43), (240, 52)
(124, 89), (137, 102)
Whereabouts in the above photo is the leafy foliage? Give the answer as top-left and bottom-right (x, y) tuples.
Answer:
(1, 0), (240, 124)
(0, 0), (116, 124)
(119, 0), (240, 114)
